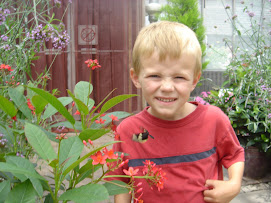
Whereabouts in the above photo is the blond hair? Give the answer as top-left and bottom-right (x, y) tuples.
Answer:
(132, 21), (202, 78)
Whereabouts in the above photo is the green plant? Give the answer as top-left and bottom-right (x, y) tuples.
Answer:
(0, 0), (70, 86)
(159, 0), (208, 70)
(196, 1), (271, 153)
(0, 59), (166, 202)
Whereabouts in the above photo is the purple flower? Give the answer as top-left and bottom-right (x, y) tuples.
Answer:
(200, 91), (209, 98)
(0, 8), (10, 25)
(1, 35), (8, 41)
(195, 96), (209, 105)
(268, 113), (271, 119)
(54, 0), (61, 8)
(261, 85), (268, 90)
(248, 11), (255, 17)
(2, 44), (10, 51)
(27, 24), (47, 42)
(52, 30), (70, 49)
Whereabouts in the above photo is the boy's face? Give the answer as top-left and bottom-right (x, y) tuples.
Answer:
(130, 51), (200, 121)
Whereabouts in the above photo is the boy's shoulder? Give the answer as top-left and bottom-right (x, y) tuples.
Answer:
(118, 109), (145, 127)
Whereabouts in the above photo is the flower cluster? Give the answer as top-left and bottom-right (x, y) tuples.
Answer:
(90, 147), (119, 165)
(27, 25), (70, 49)
(0, 64), (13, 72)
(52, 30), (70, 49)
(27, 99), (35, 115)
(84, 59), (101, 70)
(142, 160), (167, 191)
(1, 34), (8, 41)
(120, 160), (167, 202)
(0, 8), (10, 25)
(55, 133), (67, 140)
(27, 24), (53, 43)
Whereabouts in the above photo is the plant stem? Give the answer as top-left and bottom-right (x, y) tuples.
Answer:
(33, 0), (39, 25)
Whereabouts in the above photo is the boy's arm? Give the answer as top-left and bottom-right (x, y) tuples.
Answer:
(203, 161), (244, 203)
(115, 193), (132, 203)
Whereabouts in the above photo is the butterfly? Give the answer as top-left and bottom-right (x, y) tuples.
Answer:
(132, 127), (154, 143)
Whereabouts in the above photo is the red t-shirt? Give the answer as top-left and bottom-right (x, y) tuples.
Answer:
(107, 102), (244, 203)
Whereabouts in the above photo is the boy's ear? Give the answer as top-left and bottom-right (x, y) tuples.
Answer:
(130, 68), (141, 88)
(192, 72), (201, 89)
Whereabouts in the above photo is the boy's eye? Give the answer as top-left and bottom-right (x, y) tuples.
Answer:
(148, 75), (159, 78)
(175, 76), (184, 79)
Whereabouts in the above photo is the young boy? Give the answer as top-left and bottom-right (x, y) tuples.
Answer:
(108, 21), (244, 203)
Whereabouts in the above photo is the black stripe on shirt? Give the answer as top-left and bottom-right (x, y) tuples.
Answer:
(128, 147), (216, 167)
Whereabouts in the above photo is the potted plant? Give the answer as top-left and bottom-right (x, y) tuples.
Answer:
(196, 1), (271, 179)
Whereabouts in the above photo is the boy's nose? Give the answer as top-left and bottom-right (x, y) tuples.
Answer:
(160, 80), (174, 91)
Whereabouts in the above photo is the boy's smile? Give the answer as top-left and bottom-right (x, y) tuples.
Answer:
(131, 51), (200, 121)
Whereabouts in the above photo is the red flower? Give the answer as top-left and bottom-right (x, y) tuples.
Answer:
(90, 151), (107, 165)
(11, 116), (17, 121)
(88, 139), (93, 145)
(0, 64), (13, 71)
(27, 99), (35, 114)
(109, 115), (119, 121)
(84, 59), (101, 70)
(142, 160), (167, 191)
(111, 123), (117, 132)
(95, 118), (106, 124)
(114, 131), (120, 139)
(56, 133), (67, 140)
(103, 147), (118, 159)
(123, 167), (139, 177)
(74, 110), (80, 115)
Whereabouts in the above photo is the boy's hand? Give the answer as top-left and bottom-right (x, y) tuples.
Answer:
(203, 179), (240, 203)
(203, 161), (244, 203)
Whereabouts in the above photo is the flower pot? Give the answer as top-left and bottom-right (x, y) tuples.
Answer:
(244, 146), (270, 179)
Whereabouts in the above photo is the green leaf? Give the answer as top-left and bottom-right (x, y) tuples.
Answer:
(8, 87), (33, 120)
(74, 81), (93, 104)
(15, 85), (25, 95)
(103, 180), (129, 196)
(0, 180), (10, 202)
(32, 95), (48, 115)
(50, 120), (82, 131)
(6, 156), (43, 197)
(24, 123), (57, 161)
(43, 97), (73, 120)
(59, 136), (84, 170)
(5, 180), (36, 203)
(77, 160), (101, 184)
(67, 90), (89, 115)
(61, 141), (121, 181)
(261, 134), (269, 142)
(28, 87), (75, 124)
(100, 94), (138, 114)
(90, 111), (131, 129)
(59, 183), (109, 203)
(79, 129), (110, 141)
(0, 95), (17, 117)
(0, 162), (46, 180)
